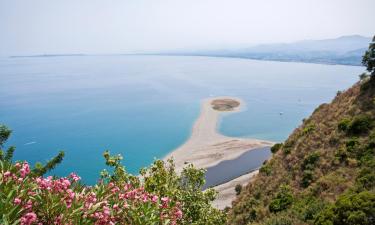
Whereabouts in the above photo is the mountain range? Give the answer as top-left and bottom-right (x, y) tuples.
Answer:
(160, 35), (372, 66)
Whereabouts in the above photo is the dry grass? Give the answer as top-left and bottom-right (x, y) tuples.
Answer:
(228, 80), (375, 225)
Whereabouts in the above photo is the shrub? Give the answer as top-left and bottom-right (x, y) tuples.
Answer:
(302, 152), (320, 170)
(271, 143), (283, 154)
(264, 215), (294, 225)
(335, 147), (349, 164)
(347, 115), (373, 135)
(283, 147), (292, 155)
(315, 191), (375, 225)
(301, 170), (314, 188)
(302, 124), (316, 135)
(338, 118), (351, 132)
(269, 185), (293, 213)
(357, 167), (375, 190)
(282, 140), (295, 155)
(291, 196), (328, 223)
(235, 184), (242, 195)
(338, 115), (374, 136)
(260, 164), (272, 176)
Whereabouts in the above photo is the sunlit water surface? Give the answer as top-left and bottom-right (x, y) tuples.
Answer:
(0, 55), (363, 183)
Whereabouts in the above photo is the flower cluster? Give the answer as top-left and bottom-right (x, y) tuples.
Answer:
(0, 161), (182, 225)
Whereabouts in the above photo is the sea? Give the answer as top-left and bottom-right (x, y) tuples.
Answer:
(0, 55), (363, 184)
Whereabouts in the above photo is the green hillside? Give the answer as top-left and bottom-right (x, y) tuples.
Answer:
(228, 38), (375, 225)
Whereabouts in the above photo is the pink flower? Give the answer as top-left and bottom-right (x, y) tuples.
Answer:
(20, 162), (30, 178)
(142, 194), (149, 203)
(65, 199), (73, 208)
(4, 171), (11, 177)
(103, 206), (110, 216)
(23, 200), (33, 210)
(151, 195), (159, 203)
(69, 172), (81, 182)
(111, 186), (120, 194)
(174, 209), (183, 219)
(161, 197), (170, 208)
(61, 178), (71, 189)
(20, 212), (37, 225)
(14, 197), (22, 205)
(161, 197), (169, 203)
(67, 189), (75, 199)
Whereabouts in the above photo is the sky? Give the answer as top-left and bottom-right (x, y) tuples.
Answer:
(0, 0), (374, 56)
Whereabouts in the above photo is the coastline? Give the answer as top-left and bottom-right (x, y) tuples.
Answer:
(164, 97), (273, 172)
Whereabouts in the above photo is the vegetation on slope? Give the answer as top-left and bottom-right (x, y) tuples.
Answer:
(228, 36), (375, 225)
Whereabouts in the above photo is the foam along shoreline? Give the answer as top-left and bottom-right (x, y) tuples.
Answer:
(164, 96), (274, 173)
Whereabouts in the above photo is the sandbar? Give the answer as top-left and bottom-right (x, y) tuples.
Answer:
(164, 97), (273, 172)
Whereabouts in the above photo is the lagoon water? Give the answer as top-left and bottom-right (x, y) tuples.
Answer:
(0, 55), (363, 184)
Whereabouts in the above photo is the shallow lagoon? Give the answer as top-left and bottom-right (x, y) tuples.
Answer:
(0, 55), (363, 183)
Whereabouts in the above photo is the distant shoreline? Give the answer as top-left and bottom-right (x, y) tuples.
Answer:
(144, 53), (364, 67)
(6, 53), (364, 67)
(163, 97), (274, 172)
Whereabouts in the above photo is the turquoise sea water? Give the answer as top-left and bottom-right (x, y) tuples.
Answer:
(0, 55), (363, 184)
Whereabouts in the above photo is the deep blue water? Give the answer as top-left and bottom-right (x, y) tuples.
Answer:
(0, 55), (363, 184)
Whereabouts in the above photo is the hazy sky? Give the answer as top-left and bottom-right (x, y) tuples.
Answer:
(0, 0), (374, 56)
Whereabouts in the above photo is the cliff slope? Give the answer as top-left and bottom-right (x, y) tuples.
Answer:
(228, 77), (375, 225)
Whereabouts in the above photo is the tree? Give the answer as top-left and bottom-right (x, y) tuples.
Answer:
(362, 35), (375, 76)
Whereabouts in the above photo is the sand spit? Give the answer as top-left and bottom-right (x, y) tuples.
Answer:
(163, 97), (273, 209)
(164, 97), (273, 172)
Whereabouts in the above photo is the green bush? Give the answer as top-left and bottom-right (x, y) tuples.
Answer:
(347, 115), (373, 135)
(302, 152), (320, 170)
(231, 197), (258, 224)
(292, 197), (327, 222)
(235, 184), (242, 195)
(302, 123), (316, 135)
(260, 164), (272, 176)
(334, 147), (349, 164)
(301, 170), (314, 188)
(283, 147), (292, 155)
(269, 185), (293, 213)
(271, 143), (283, 154)
(357, 167), (375, 190)
(338, 118), (351, 132)
(264, 215), (294, 225)
(338, 115), (374, 136)
(282, 140), (295, 155)
(315, 191), (375, 225)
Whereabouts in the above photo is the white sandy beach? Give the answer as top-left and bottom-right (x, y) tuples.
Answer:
(164, 97), (273, 172)
(164, 97), (273, 208)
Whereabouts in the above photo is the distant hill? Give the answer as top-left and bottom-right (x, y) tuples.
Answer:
(227, 76), (375, 224)
(161, 35), (372, 66)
